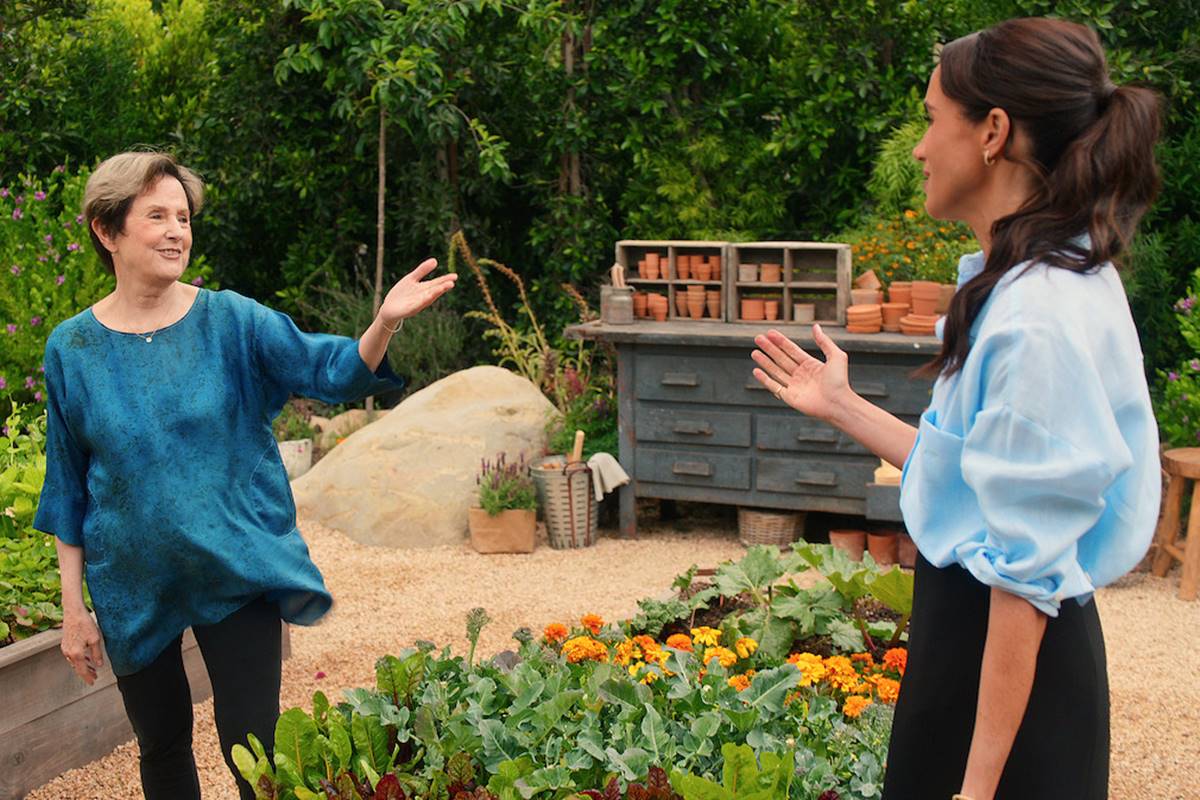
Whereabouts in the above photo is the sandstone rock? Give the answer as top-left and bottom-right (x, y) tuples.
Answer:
(312, 408), (390, 450)
(292, 366), (558, 548)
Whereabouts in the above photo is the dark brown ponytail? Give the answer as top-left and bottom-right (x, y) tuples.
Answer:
(924, 17), (1163, 378)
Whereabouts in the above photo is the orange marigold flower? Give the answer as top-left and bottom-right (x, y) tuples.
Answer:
(824, 656), (861, 692)
(883, 648), (907, 676)
(735, 637), (758, 659)
(580, 614), (604, 635)
(851, 652), (875, 670)
(665, 633), (694, 651)
(872, 675), (901, 704)
(727, 673), (752, 691)
(703, 646), (738, 669)
(543, 623), (569, 643)
(904, 209), (917, 220)
(562, 635), (608, 663)
(612, 639), (637, 666)
(787, 652), (827, 687)
(843, 695), (874, 718)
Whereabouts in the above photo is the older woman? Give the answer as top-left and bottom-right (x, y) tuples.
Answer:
(753, 18), (1160, 800)
(34, 151), (456, 799)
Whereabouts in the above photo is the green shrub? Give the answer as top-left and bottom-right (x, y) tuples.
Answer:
(1153, 267), (1200, 448)
(840, 208), (976, 288)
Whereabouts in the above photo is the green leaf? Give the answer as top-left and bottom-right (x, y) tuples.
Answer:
(713, 546), (786, 600)
(351, 714), (390, 777)
(737, 665), (801, 715)
(639, 703), (672, 764)
(829, 618), (866, 652)
(865, 565), (914, 616)
(274, 708), (320, 788)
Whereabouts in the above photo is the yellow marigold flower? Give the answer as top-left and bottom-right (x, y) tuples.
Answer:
(690, 626), (722, 647)
(727, 673), (752, 691)
(883, 648), (907, 676)
(824, 656), (861, 692)
(562, 635), (608, 663)
(641, 668), (659, 684)
(735, 637), (758, 659)
(666, 633), (693, 651)
(872, 675), (901, 704)
(543, 623), (569, 644)
(904, 209), (917, 219)
(613, 639), (636, 666)
(843, 695), (873, 718)
(787, 653), (827, 687)
(580, 614), (604, 635)
(703, 646), (738, 669)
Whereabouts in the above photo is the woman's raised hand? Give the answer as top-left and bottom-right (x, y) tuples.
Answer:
(751, 325), (852, 421)
(379, 257), (458, 326)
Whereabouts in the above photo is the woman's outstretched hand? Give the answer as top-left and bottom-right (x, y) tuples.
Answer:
(751, 325), (853, 421)
(379, 257), (458, 326)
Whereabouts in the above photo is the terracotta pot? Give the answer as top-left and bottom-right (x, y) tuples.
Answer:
(741, 298), (765, 321)
(738, 263), (758, 282)
(792, 303), (815, 323)
(633, 292), (647, 318)
(888, 281), (912, 306)
(469, 507), (536, 554)
(867, 530), (899, 566)
(708, 255), (722, 280)
(850, 288), (884, 306)
(706, 294), (721, 319)
(645, 261), (660, 280)
(897, 532), (918, 569)
(687, 298), (705, 319)
(760, 263), (782, 283)
(637, 259), (647, 280)
(854, 269), (881, 291)
(829, 529), (866, 561)
(911, 282), (940, 316)
(676, 255), (691, 280)
(764, 300), (779, 321)
(646, 252), (660, 270)
(881, 302), (908, 330)
(651, 303), (668, 322)
(675, 292), (688, 316)
(936, 283), (956, 314)
(695, 261), (713, 281)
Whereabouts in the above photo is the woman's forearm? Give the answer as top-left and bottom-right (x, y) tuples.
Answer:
(357, 314), (398, 373)
(55, 538), (88, 615)
(960, 588), (1048, 799)
(826, 390), (918, 468)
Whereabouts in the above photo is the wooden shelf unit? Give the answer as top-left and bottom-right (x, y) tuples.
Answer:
(727, 241), (851, 326)
(616, 239), (730, 323)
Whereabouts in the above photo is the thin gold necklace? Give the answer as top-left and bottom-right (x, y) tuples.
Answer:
(138, 294), (181, 343)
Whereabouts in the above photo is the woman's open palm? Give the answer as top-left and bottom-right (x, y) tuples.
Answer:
(379, 257), (458, 324)
(751, 325), (851, 421)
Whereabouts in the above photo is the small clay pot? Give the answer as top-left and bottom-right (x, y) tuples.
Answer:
(850, 288), (884, 306)
(646, 252), (660, 270)
(897, 532), (918, 569)
(675, 292), (688, 317)
(633, 292), (647, 318)
(706, 294), (721, 319)
(867, 530), (899, 566)
(854, 269), (881, 291)
(881, 302), (908, 331)
(829, 529), (866, 561)
(676, 255), (691, 280)
(695, 261), (713, 281)
(741, 298), (765, 321)
(792, 303), (815, 323)
(688, 298), (705, 319)
(936, 283), (956, 314)
(637, 259), (648, 280)
(738, 264), (758, 282)
(645, 261), (660, 280)
(888, 281), (912, 306)
(708, 255), (722, 280)
(760, 263), (782, 283)
(764, 300), (779, 321)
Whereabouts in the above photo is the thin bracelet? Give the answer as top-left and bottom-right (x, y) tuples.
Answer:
(382, 317), (404, 335)
(952, 795), (976, 800)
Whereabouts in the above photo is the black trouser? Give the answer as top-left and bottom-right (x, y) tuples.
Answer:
(114, 597), (282, 800)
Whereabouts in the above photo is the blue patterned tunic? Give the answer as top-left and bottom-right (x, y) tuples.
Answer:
(34, 289), (404, 675)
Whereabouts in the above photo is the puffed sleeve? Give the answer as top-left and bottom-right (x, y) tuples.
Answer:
(33, 337), (90, 546)
(954, 323), (1133, 616)
(251, 301), (406, 413)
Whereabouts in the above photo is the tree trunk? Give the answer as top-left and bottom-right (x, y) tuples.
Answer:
(367, 105), (387, 417)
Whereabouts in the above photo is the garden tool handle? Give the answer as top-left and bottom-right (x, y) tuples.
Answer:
(569, 430), (585, 464)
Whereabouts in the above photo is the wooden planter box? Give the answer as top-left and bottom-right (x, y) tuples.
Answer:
(616, 239), (730, 323)
(0, 619), (290, 798)
(728, 241), (851, 326)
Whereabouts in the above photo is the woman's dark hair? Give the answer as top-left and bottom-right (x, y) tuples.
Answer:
(924, 17), (1162, 378)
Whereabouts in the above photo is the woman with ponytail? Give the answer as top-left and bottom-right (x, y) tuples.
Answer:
(751, 17), (1162, 800)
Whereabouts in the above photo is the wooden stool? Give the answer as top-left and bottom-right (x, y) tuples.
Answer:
(1151, 448), (1200, 600)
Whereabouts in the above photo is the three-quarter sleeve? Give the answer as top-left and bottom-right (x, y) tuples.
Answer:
(953, 321), (1133, 615)
(251, 301), (405, 411)
(33, 338), (90, 546)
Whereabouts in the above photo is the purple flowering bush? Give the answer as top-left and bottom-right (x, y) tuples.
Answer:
(0, 166), (214, 410)
(1154, 269), (1200, 447)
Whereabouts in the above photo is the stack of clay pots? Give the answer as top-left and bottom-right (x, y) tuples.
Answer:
(910, 280), (942, 315)
(683, 285), (722, 319)
(899, 313), (938, 336)
(846, 303), (883, 334)
(645, 292), (669, 321)
(637, 251), (664, 280)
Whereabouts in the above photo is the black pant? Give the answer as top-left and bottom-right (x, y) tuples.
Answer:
(882, 554), (1109, 799)
(115, 597), (282, 800)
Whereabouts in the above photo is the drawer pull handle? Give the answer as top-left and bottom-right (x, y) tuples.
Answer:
(744, 382), (768, 391)
(672, 421), (713, 436)
(662, 372), (699, 387)
(672, 461), (713, 477)
(794, 471), (838, 487)
(856, 382), (888, 398)
(796, 430), (838, 443)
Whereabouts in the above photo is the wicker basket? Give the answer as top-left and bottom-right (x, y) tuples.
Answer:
(532, 456), (599, 549)
(737, 507), (804, 547)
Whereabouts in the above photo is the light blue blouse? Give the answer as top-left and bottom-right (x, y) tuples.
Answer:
(901, 250), (1160, 615)
(34, 289), (404, 675)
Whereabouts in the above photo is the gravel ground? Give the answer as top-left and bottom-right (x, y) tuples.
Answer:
(26, 507), (1199, 800)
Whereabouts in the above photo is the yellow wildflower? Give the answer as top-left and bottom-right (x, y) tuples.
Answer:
(690, 626), (722, 647)
(843, 695), (873, 718)
(735, 637), (758, 659)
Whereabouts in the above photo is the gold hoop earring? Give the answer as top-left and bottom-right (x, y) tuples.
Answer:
(983, 150), (995, 167)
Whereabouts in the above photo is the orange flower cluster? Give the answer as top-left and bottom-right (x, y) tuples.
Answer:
(665, 633), (694, 651)
(784, 648), (907, 718)
(580, 614), (605, 635)
(561, 635), (608, 663)
(543, 623), (569, 644)
(846, 208), (974, 286)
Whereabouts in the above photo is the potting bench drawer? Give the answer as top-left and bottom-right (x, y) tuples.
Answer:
(755, 455), (878, 499)
(634, 449), (752, 490)
(635, 405), (752, 448)
(755, 413), (871, 456)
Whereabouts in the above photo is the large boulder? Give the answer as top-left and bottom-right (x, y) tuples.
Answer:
(292, 366), (557, 548)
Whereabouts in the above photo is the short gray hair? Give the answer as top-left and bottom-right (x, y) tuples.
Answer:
(84, 152), (205, 273)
